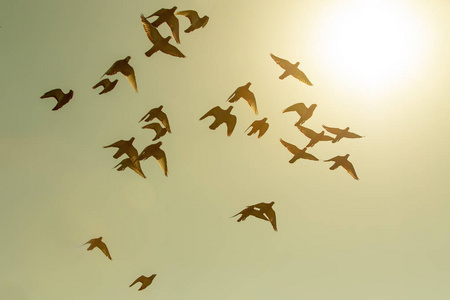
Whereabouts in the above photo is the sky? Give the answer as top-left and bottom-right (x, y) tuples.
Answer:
(1, 0), (450, 299)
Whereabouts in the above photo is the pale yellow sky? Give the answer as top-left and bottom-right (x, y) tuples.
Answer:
(1, 0), (450, 299)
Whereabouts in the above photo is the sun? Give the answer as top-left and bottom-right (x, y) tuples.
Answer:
(315, 0), (428, 94)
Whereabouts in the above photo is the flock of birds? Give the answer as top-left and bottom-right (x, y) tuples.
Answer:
(34, 4), (364, 293)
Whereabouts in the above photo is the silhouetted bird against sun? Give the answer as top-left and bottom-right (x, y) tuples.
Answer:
(227, 82), (258, 114)
(130, 274), (157, 291)
(101, 56), (138, 92)
(200, 105), (237, 136)
(322, 125), (364, 143)
(142, 122), (168, 141)
(324, 154), (359, 180)
(92, 78), (118, 95)
(146, 6), (180, 44)
(139, 105), (171, 133)
(114, 157), (146, 179)
(138, 141), (168, 176)
(233, 202), (277, 231)
(282, 103), (317, 126)
(231, 206), (269, 222)
(270, 53), (313, 86)
(104, 137), (138, 159)
(297, 125), (333, 147)
(280, 139), (319, 163)
(40, 88), (73, 111)
(176, 10), (209, 33)
(245, 118), (269, 138)
(82, 237), (112, 260)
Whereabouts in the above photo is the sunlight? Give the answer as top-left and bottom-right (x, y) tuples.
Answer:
(316, 0), (428, 93)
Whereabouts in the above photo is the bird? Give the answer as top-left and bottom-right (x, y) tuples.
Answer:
(227, 82), (258, 114)
(231, 206), (269, 222)
(282, 103), (317, 126)
(142, 122), (168, 141)
(280, 139), (319, 163)
(40, 88), (73, 111)
(175, 10), (209, 33)
(199, 105), (237, 136)
(92, 78), (118, 95)
(270, 53), (312, 86)
(138, 141), (168, 176)
(104, 137), (139, 159)
(233, 202), (277, 231)
(245, 118), (269, 138)
(322, 125), (364, 143)
(130, 274), (157, 291)
(139, 105), (171, 133)
(297, 125), (334, 147)
(82, 237), (112, 260)
(101, 56), (137, 92)
(324, 154), (359, 180)
(146, 6), (180, 44)
(140, 14), (185, 58)
(114, 157), (146, 179)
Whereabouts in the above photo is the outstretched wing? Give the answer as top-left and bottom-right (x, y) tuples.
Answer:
(297, 126), (318, 139)
(130, 276), (146, 287)
(142, 122), (163, 132)
(98, 241), (112, 260)
(280, 139), (300, 155)
(341, 160), (359, 180)
(243, 90), (258, 114)
(200, 106), (222, 120)
(160, 43), (185, 58)
(291, 69), (313, 86)
(176, 10), (200, 24)
(157, 111), (171, 132)
(322, 125), (342, 135)
(270, 53), (291, 70)
(283, 103), (308, 115)
(264, 208), (277, 231)
(224, 114), (237, 136)
(167, 15), (180, 44)
(344, 131), (364, 139)
(41, 89), (64, 101)
(153, 148), (168, 176)
(258, 122), (269, 138)
(301, 151), (319, 161)
(141, 14), (163, 44)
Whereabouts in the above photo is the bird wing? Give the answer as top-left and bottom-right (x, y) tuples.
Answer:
(125, 145), (139, 160)
(224, 114), (237, 136)
(167, 15), (180, 44)
(142, 122), (163, 133)
(141, 14), (163, 44)
(318, 134), (334, 142)
(156, 111), (171, 132)
(322, 125), (342, 135)
(41, 89), (64, 101)
(149, 8), (166, 18)
(116, 158), (146, 178)
(243, 90), (258, 114)
(104, 140), (126, 149)
(341, 159), (359, 180)
(297, 126), (317, 139)
(264, 208), (277, 231)
(301, 151), (319, 161)
(258, 122), (269, 138)
(200, 106), (222, 120)
(122, 65), (138, 93)
(283, 103), (307, 115)
(92, 79), (109, 89)
(270, 53), (291, 70)
(176, 10), (200, 24)
(324, 156), (339, 163)
(98, 241), (112, 260)
(130, 276), (146, 287)
(344, 131), (364, 139)
(280, 139), (300, 155)
(291, 68), (313, 86)
(160, 43), (185, 58)
(153, 148), (168, 176)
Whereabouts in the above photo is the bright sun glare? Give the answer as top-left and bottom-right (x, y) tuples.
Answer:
(317, 1), (427, 93)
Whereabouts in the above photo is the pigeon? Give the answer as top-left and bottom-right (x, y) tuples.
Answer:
(101, 56), (137, 92)
(282, 103), (317, 126)
(139, 105), (171, 133)
(227, 82), (258, 114)
(322, 126), (364, 143)
(233, 202), (277, 231)
(130, 274), (157, 291)
(104, 137), (138, 159)
(324, 154), (359, 180)
(142, 122), (168, 141)
(138, 141), (168, 176)
(82, 237), (112, 260)
(270, 53), (312, 86)
(114, 157), (146, 179)
(140, 14), (185, 58)
(199, 105), (237, 136)
(245, 118), (269, 138)
(40, 88), (73, 111)
(146, 6), (180, 44)
(280, 139), (319, 163)
(231, 206), (269, 222)
(176, 10), (209, 33)
(297, 125), (334, 147)
(92, 78), (118, 95)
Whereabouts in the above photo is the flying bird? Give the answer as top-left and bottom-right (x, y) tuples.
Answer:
(322, 125), (364, 143)
(324, 154), (359, 180)
(140, 14), (185, 58)
(142, 122), (168, 141)
(114, 157), (146, 179)
(146, 6), (180, 44)
(227, 82), (258, 114)
(233, 202), (277, 231)
(270, 53), (312, 86)
(245, 118), (269, 138)
(231, 206), (269, 222)
(139, 105), (171, 133)
(138, 141), (168, 176)
(82, 237), (112, 260)
(282, 103), (317, 126)
(92, 78), (118, 95)
(199, 105), (237, 136)
(176, 10), (209, 33)
(40, 88), (73, 111)
(130, 274), (157, 291)
(297, 125), (333, 147)
(280, 139), (319, 163)
(104, 137), (138, 159)
(101, 56), (137, 92)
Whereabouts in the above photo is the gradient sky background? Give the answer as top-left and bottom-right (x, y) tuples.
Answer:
(1, 0), (450, 299)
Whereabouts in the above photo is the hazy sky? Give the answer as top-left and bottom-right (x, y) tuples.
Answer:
(1, 0), (450, 299)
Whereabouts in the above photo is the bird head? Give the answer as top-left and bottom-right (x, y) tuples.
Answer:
(226, 106), (233, 112)
(344, 154), (350, 159)
(294, 62), (300, 67)
(125, 56), (131, 62)
(245, 82), (252, 87)
(310, 104), (317, 110)
(261, 117), (268, 122)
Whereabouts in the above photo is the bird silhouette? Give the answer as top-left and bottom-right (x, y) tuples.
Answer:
(142, 122), (168, 141)
(176, 10), (209, 33)
(114, 157), (146, 179)
(92, 78), (118, 95)
(280, 139), (319, 163)
(227, 82), (258, 114)
(130, 274), (157, 291)
(138, 141), (168, 176)
(199, 105), (237, 136)
(322, 126), (364, 143)
(104, 137), (138, 159)
(245, 118), (269, 138)
(82, 237), (112, 260)
(231, 206), (269, 222)
(146, 6), (180, 44)
(324, 154), (359, 180)
(282, 103), (317, 126)
(297, 125), (334, 147)
(140, 14), (185, 58)
(233, 202), (277, 231)
(270, 53), (312, 86)
(139, 105), (171, 133)
(40, 88), (73, 111)
(101, 56), (137, 92)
